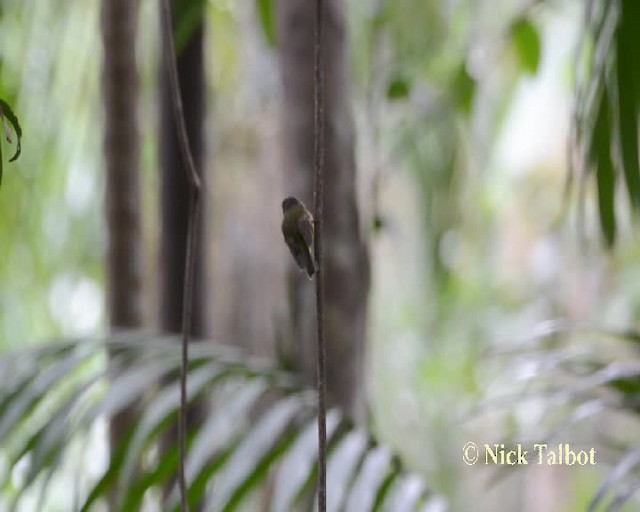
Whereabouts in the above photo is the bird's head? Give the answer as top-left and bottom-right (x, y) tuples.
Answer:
(282, 196), (302, 213)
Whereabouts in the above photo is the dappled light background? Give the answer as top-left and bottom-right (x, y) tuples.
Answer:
(2, 0), (639, 510)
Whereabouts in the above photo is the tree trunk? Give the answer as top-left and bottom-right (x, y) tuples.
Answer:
(276, 0), (370, 421)
(101, 0), (142, 510)
(159, 2), (208, 506)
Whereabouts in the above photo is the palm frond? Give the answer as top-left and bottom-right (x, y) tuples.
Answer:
(572, 0), (640, 245)
(589, 449), (640, 512)
(481, 326), (640, 511)
(0, 332), (446, 511)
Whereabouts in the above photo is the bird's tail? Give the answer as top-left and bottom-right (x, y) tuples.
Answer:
(305, 249), (318, 279)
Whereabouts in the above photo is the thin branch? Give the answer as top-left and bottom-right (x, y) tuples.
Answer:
(160, 2), (201, 193)
(160, 1), (202, 510)
(312, 0), (327, 510)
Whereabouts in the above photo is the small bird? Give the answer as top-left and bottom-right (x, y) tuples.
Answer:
(281, 196), (318, 279)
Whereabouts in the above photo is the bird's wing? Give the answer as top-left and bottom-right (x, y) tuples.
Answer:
(298, 213), (314, 248)
(287, 236), (308, 270)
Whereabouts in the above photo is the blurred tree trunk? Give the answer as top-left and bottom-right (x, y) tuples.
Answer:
(210, 8), (282, 360)
(101, 1), (142, 510)
(159, 1), (208, 506)
(276, 0), (370, 421)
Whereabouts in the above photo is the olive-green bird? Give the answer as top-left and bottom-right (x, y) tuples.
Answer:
(281, 196), (318, 279)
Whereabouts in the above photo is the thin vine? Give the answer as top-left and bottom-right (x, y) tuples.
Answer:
(160, 1), (202, 510)
(312, 0), (327, 510)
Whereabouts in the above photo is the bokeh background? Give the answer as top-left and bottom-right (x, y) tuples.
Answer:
(2, 0), (640, 510)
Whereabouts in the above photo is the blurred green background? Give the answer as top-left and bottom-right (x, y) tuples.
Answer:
(2, 0), (640, 510)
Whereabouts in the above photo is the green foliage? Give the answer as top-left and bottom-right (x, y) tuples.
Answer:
(574, 0), (640, 246)
(509, 17), (542, 75)
(256, 0), (276, 47)
(450, 63), (476, 116)
(0, 333), (445, 511)
(615, 0), (640, 211)
(482, 325), (640, 511)
(0, 0), (104, 348)
(174, 0), (207, 54)
(0, 99), (22, 188)
(386, 76), (411, 101)
(590, 88), (616, 246)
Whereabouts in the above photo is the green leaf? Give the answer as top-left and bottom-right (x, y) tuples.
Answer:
(0, 349), (93, 442)
(1, 334), (443, 510)
(615, 0), (640, 212)
(174, 0), (207, 55)
(0, 99), (22, 162)
(386, 77), (411, 100)
(163, 381), (267, 510)
(621, 0), (640, 101)
(256, 0), (276, 47)
(20, 373), (103, 490)
(510, 18), (541, 75)
(589, 449), (640, 512)
(589, 92), (616, 247)
(380, 475), (428, 512)
(344, 446), (393, 511)
(80, 423), (136, 512)
(596, 147), (616, 248)
(451, 62), (476, 115)
(271, 410), (342, 512)
(0, 98), (22, 189)
(116, 362), (223, 507)
(326, 430), (369, 510)
(82, 356), (178, 423)
(206, 393), (314, 510)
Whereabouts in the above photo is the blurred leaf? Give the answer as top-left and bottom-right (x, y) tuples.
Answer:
(451, 63), (476, 115)
(83, 355), (178, 423)
(0, 348), (93, 442)
(589, 91), (616, 247)
(373, 214), (386, 232)
(589, 449), (640, 512)
(207, 393), (312, 510)
(344, 446), (394, 511)
(510, 18), (541, 75)
(369, 3), (391, 33)
(326, 430), (369, 511)
(609, 375), (640, 397)
(164, 381), (267, 510)
(620, 0), (640, 100)
(0, 99), (22, 188)
(0, 99), (22, 162)
(387, 76), (411, 100)
(14, 374), (104, 505)
(380, 475), (428, 512)
(271, 410), (342, 512)
(611, 329), (640, 346)
(608, 485), (640, 511)
(571, 1), (638, 247)
(174, 0), (207, 54)
(481, 329), (640, 510)
(116, 362), (223, 507)
(0, 334), (441, 510)
(256, 0), (276, 47)
(615, 0), (640, 211)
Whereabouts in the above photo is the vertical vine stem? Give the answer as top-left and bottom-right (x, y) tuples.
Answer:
(160, 0), (202, 510)
(312, 0), (327, 510)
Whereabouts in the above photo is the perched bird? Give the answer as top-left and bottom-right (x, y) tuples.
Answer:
(281, 196), (318, 279)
